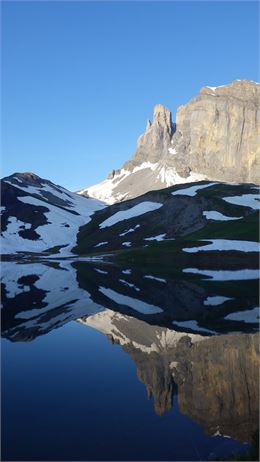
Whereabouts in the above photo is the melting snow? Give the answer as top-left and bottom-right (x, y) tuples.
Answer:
(120, 224), (140, 236)
(144, 275), (166, 283)
(223, 194), (260, 210)
(144, 233), (166, 241)
(203, 211), (242, 221)
(122, 269), (131, 275)
(172, 182), (218, 197)
(204, 296), (233, 306)
(78, 169), (131, 205)
(99, 201), (163, 228)
(95, 242), (108, 247)
(183, 268), (259, 281)
(224, 307), (259, 323)
(119, 279), (140, 291)
(183, 239), (260, 253)
(99, 287), (163, 314)
(122, 242), (131, 247)
(132, 162), (158, 173)
(174, 320), (216, 334)
(95, 268), (108, 274)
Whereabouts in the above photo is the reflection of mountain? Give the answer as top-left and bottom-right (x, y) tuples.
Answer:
(79, 310), (259, 443)
(1, 261), (259, 341)
(1, 261), (103, 341)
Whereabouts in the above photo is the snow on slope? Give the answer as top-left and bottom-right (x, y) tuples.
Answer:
(1, 174), (105, 254)
(223, 194), (260, 210)
(183, 240), (260, 253)
(172, 182), (218, 197)
(79, 163), (207, 205)
(99, 201), (163, 228)
(183, 268), (259, 281)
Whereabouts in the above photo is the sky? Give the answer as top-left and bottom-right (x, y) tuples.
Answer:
(2, 0), (259, 191)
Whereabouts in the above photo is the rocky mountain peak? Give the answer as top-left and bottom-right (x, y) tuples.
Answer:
(153, 104), (173, 129)
(80, 79), (260, 204)
(200, 79), (260, 102)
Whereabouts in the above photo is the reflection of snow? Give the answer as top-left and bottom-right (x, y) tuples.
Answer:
(204, 296), (232, 306)
(99, 286), (163, 314)
(224, 307), (259, 323)
(183, 268), (259, 280)
(183, 240), (260, 253)
(173, 320), (216, 334)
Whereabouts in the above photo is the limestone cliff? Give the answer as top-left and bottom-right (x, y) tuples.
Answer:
(80, 80), (260, 204)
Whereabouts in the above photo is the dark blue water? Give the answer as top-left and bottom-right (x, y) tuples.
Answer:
(1, 261), (258, 461)
(1, 322), (251, 461)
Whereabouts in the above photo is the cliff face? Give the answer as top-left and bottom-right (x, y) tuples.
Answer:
(80, 80), (260, 204)
(172, 80), (260, 183)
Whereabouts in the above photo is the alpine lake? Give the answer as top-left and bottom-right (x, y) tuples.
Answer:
(1, 257), (259, 461)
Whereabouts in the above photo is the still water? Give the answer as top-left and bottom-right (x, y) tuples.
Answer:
(1, 260), (259, 461)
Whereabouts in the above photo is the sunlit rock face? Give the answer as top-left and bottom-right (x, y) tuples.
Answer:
(173, 80), (260, 184)
(80, 80), (260, 204)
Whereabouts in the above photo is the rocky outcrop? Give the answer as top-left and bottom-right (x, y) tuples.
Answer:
(172, 80), (260, 183)
(123, 104), (175, 170)
(80, 80), (260, 204)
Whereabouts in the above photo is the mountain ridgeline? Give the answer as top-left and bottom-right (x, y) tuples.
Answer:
(0, 80), (259, 256)
(79, 80), (260, 204)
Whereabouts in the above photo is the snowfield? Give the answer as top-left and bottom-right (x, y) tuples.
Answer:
(203, 211), (242, 221)
(183, 239), (260, 253)
(204, 296), (233, 306)
(223, 193), (260, 210)
(172, 182), (218, 197)
(99, 201), (163, 229)
(183, 268), (259, 280)
(173, 320), (216, 335)
(1, 183), (104, 254)
(224, 307), (259, 323)
(144, 233), (166, 241)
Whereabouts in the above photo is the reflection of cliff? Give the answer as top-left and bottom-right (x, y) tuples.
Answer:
(80, 310), (259, 442)
(174, 333), (259, 442)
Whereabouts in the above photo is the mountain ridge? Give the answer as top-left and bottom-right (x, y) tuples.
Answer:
(79, 80), (260, 204)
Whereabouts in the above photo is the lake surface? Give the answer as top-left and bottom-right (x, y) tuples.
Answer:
(1, 260), (259, 461)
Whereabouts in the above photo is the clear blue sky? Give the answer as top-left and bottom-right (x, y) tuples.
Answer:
(2, 0), (259, 191)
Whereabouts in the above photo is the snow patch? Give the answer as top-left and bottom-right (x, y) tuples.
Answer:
(203, 211), (242, 221)
(99, 201), (163, 229)
(122, 242), (131, 247)
(95, 242), (108, 248)
(144, 233), (166, 241)
(120, 224), (140, 236)
(99, 287), (163, 314)
(174, 320), (216, 334)
(183, 268), (259, 281)
(223, 194), (260, 210)
(144, 275), (166, 283)
(224, 307), (259, 323)
(204, 296), (233, 306)
(172, 182), (218, 197)
(183, 239), (260, 253)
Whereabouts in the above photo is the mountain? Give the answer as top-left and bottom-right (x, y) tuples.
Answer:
(74, 180), (260, 263)
(79, 80), (260, 204)
(1, 172), (104, 255)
